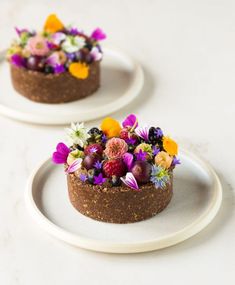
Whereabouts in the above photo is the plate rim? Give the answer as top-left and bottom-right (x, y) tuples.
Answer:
(25, 148), (222, 253)
(0, 46), (144, 125)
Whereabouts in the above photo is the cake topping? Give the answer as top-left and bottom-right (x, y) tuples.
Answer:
(52, 115), (180, 190)
(7, 14), (106, 78)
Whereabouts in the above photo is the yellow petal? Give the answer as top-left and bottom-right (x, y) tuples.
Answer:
(163, 136), (178, 156)
(69, 62), (89, 79)
(44, 14), (64, 33)
(101, 117), (121, 138)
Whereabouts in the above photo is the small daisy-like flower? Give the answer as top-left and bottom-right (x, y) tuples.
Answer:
(79, 173), (88, 182)
(62, 35), (85, 53)
(94, 161), (102, 169)
(150, 165), (170, 189)
(26, 35), (50, 56)
(65, 122), (90, 147)
(94, 173), (106, 185)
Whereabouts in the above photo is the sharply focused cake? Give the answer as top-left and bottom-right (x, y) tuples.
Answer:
(7, 14), (106, 103)
(52, 114), (180, 223)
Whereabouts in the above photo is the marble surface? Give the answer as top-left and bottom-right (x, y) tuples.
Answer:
(0, 0), (234, 284)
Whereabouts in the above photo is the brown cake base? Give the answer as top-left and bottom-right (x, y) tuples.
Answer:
(10, 62), (100, 103)
(67, 173), (173, 224)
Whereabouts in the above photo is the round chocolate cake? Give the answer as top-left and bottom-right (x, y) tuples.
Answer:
(7, 14), (106, 103)
(67, 171), (173, 223)
(52, 115), (180, 224)
(10, 62), (100, 103)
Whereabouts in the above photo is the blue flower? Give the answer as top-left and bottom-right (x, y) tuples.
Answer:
(94, 161), (102, 169)
(94, 173), (106, 185)
(150, 165), (170, 189)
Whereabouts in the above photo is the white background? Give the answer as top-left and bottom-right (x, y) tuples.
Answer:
(0, 0), (234, 284)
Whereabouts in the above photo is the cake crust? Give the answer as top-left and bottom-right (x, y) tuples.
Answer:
(67, 172), (173, 223)
(10, 62), (100, 103)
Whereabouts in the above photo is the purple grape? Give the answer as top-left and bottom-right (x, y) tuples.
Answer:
(82, 155), (99, 170)
(131, 161), (151, 183)
(26, 56), (44, 71)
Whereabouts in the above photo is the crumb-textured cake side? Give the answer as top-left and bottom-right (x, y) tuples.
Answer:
(67, 172), (173, 223)
(10, 62), (100, 103)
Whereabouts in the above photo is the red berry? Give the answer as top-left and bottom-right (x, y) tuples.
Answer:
(131, 161), (151, 183)
(84, 143), (103, 156)
(119, 128), (129, 140)
(82, 155), (99, 170)
(103, 159), (126, 178)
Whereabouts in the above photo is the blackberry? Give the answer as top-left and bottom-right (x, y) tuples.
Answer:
(148, 127), (158, 144)
(88, 127), (102, 136)
(111, 175), (121, 187)
(88, 128), (103, 143)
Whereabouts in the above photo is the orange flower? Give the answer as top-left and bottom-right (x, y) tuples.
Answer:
(100, 117), (121, 138)
(44, 14), (64, 33)
(163, 136), (178, 156)
(69, 62), (89, 79)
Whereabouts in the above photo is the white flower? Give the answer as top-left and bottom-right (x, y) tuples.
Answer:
(62, 35), (85, 53)
(65, 122), (90, 147)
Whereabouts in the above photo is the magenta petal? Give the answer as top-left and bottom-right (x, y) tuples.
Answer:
(52, 152), (67, 164)
(11, 54), (26, 68)
(56, 142), (70, 155)
(121, 172), (139, 191)
(91, 28), (106, 41)
(66, 158), (82, 173)
(122, 114), (138, 128)
(123, 153), (134, 171)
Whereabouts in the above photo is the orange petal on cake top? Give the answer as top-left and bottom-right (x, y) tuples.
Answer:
(163, 136), (178, 156)
(69, 62), (89, 79)
(101, 117), (121, 138)
(44, 14), (64, 33)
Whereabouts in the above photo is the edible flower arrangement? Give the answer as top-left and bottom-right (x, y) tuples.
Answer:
(52, 114), (180, 191)
(7, 14), (106, 79)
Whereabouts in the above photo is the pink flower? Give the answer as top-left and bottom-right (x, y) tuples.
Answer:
(26, 35), (49, 56)
(104, 138), (128, 159)
(46, 51), (66, 67)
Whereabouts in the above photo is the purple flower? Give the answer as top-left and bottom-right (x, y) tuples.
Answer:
(54, 64), (65, 74)
(156, 128), (163, 138)
(172, 157), (181, 167)
(123, 153), (134, 171)
(101, 134), (107, 144)
(47, 41), (57, 50)
(94, 173), (106, 185)
(79, 173), (88, 182)
(135, 125), (150, 142)
(125, 137), (137, 145)
(152, 145), (160, 156)
(11, 54), (26, 68)
(52, 142), (70, 164)
(68, 27), (81, 36)
(122, 114), (138, 129)
(66, 52), (77, 60)
(94, 161), (102, 169)
(91, 28), (106, 41)
(66, 158), (82, 173)
(121, 172), (139, 191)
(15, 27), (29, 36)
(135, 149), (147, 161)
(90, 146), (98, 153)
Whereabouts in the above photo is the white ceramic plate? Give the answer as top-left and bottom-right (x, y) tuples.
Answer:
(25, 149), (222, 253)
(0, 47), (144, 125)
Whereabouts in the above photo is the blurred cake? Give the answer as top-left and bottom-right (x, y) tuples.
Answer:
(52, 114), (180, 223)
(7, 14), (106, 103)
